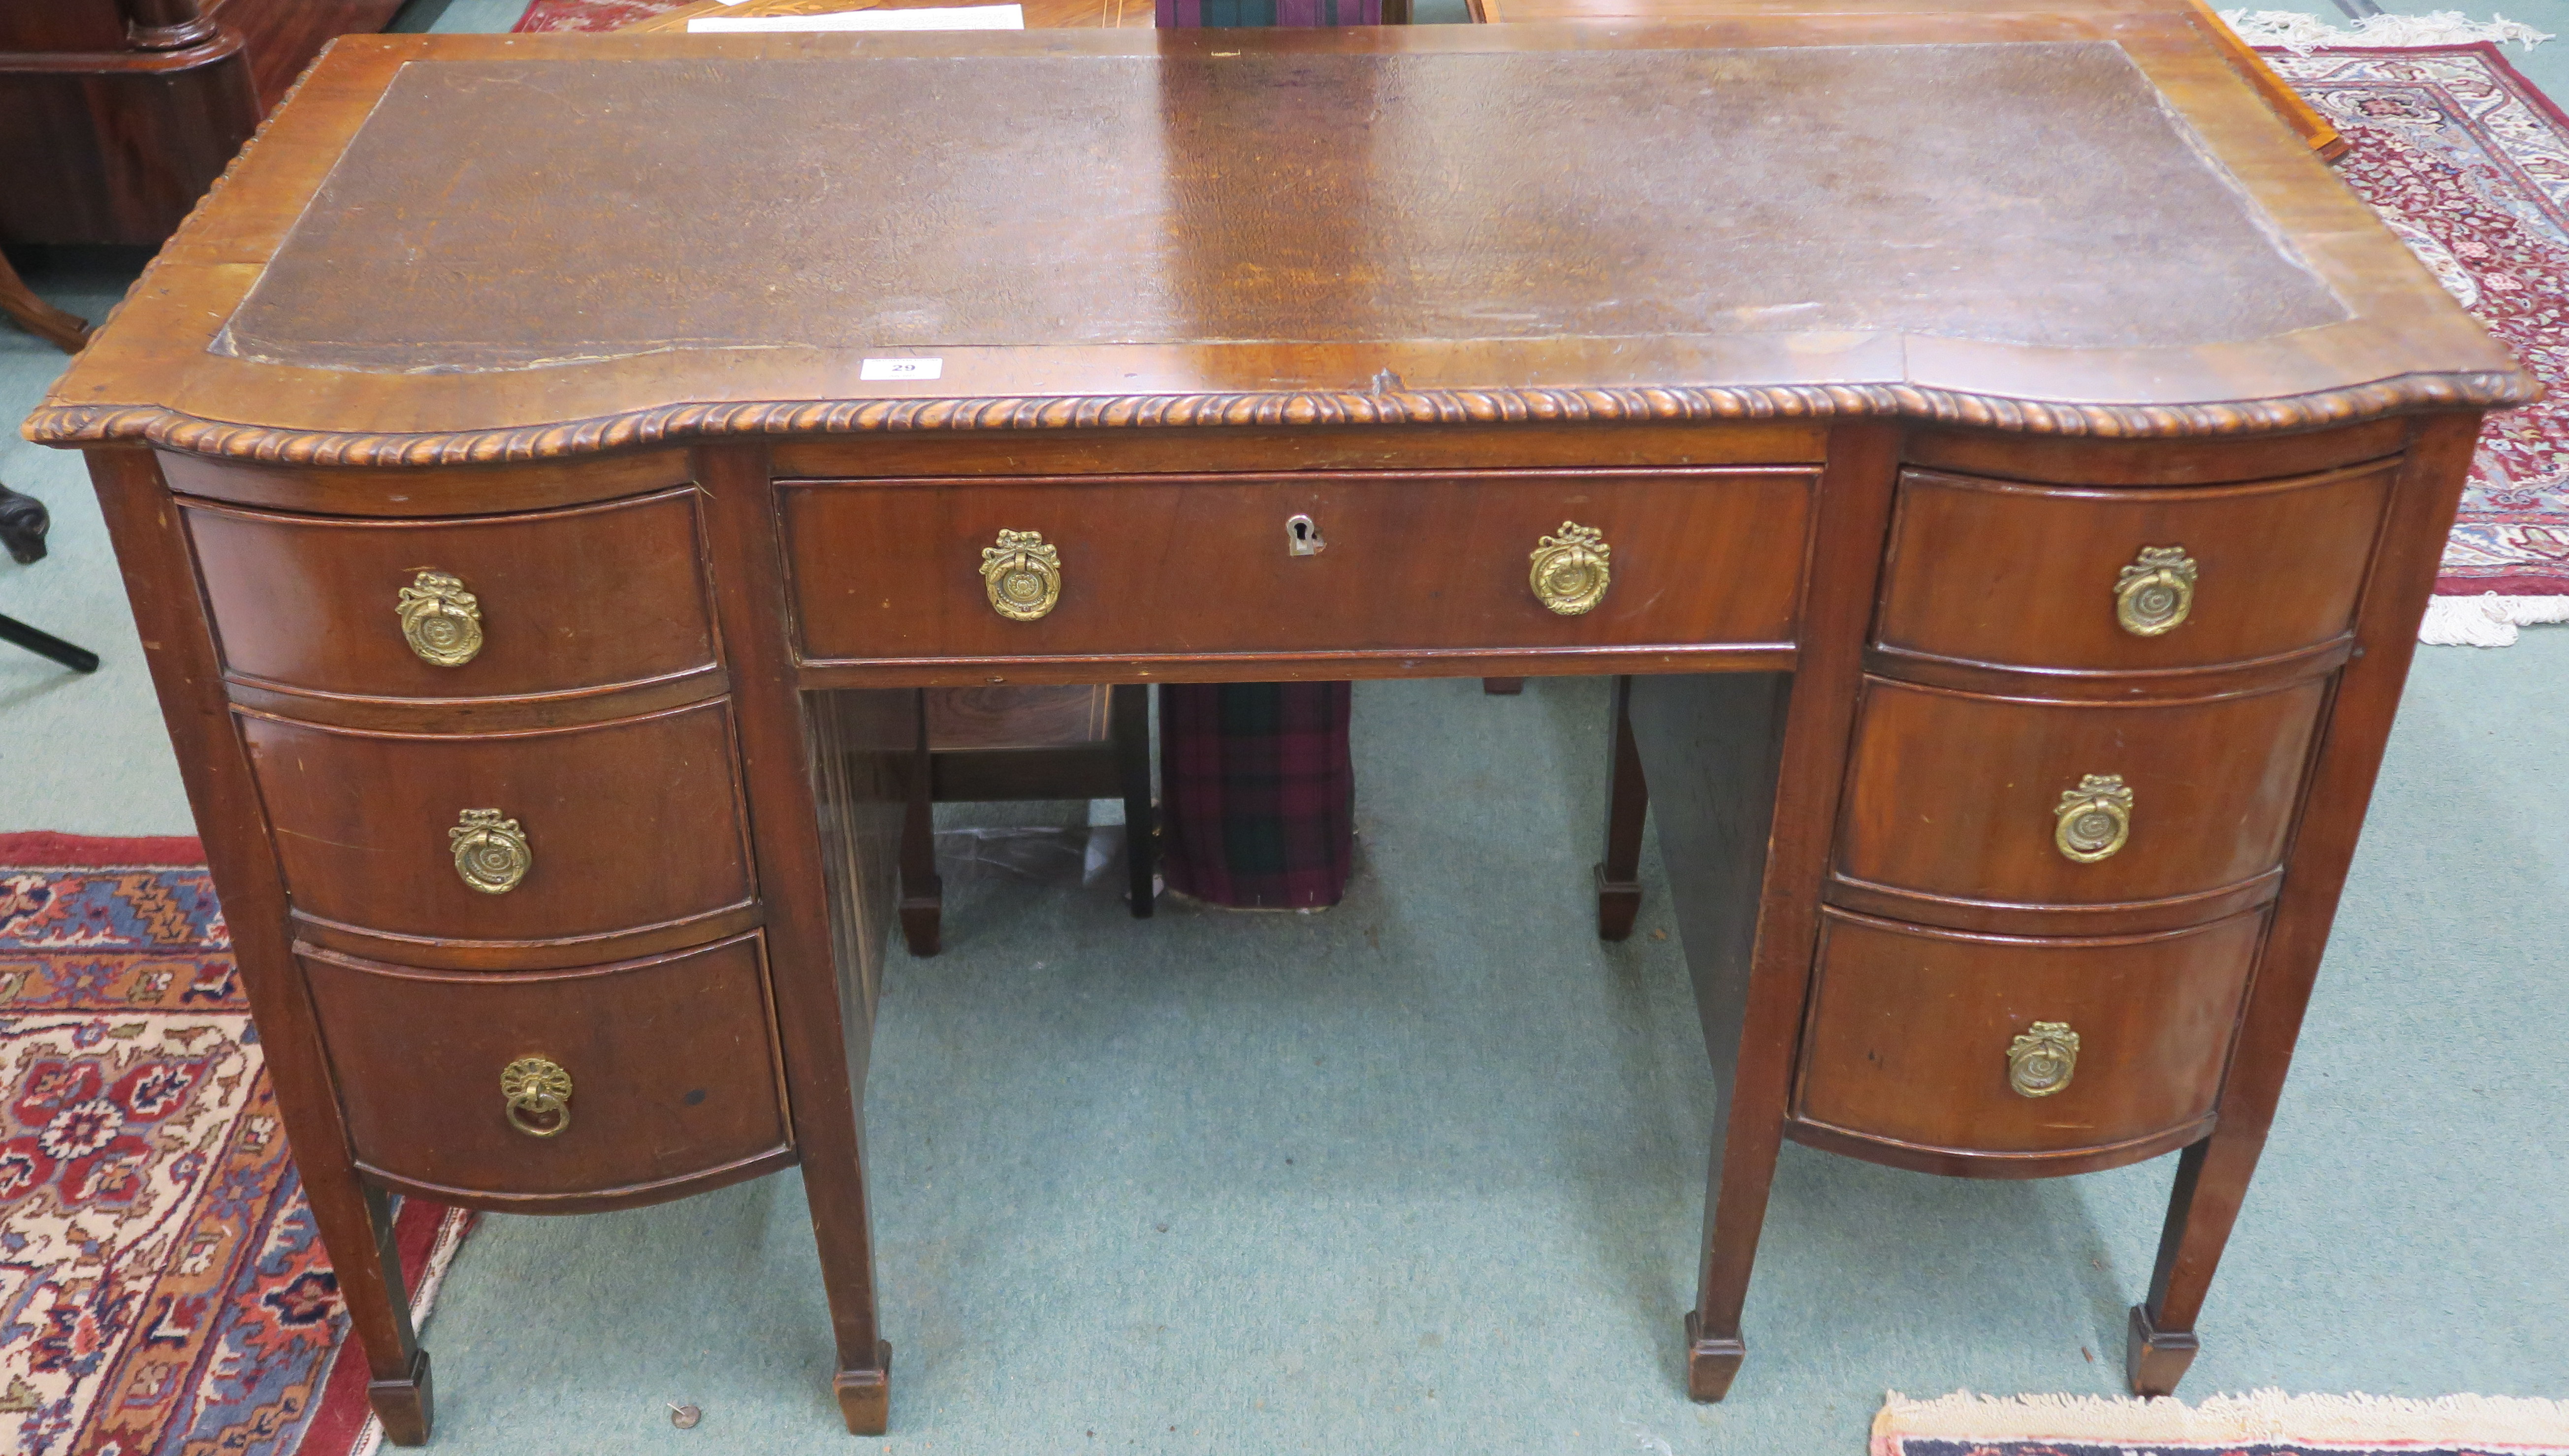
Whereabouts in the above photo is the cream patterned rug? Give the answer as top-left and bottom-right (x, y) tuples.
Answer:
(1875, 1389), (2569, 1455)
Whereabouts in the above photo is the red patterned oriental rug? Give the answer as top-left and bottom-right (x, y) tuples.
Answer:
(1873, 1389), (2569, 1456)
(0, 833), (474, 1456)
(2260, 43), (2569, 644)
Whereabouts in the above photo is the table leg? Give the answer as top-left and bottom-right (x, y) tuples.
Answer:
(1594, 674), (1648, 941)
(1651, 423), (1902, 1400)
(699, 446), (897, 1434)
(1628, 672), (1793, 1400)
(1112, 683), (1156, 917)
(899, 691), (943, 956)
(2123, 414), (2487, 1398)
(349, 1183), (435, 1443)
(0, 250), (91, 353)
(2128, 1136), (2220, 1393)
(87, 447), (434, 1440)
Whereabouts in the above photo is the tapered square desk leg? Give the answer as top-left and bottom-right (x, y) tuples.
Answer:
(835, 1343), (895, 1435)
(88, 448), (436, 1444)
(2127, 1135), (2222, 1395)
(1684, 1312), (1749, 1401)
(370, 1348), (436, 1447)
(2119, 415), (2490, 1398)
(699, 445), (902, 1437)
(1633, 670), (1797, 1405)
(1594, 674), (1648, 942)
(1641, 425), (1902, 1404)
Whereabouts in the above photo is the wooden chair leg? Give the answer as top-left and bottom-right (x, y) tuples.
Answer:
(0, 250), (91, 354)
(898, 690), (943, 956)
(1595, 674), (1648, 940)
(1, 483), (52, 565)
(1111, 683), (1155, 917)
(1481, 676), (1525, 695)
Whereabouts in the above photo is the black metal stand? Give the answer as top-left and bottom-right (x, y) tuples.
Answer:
(0, 482), (100, 672)
(0, 614), (98, 673)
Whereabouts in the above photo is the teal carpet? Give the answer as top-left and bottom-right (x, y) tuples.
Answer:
(3, 5), (2563, 1451)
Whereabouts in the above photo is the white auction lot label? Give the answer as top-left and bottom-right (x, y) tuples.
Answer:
(860, 357), (944, 381)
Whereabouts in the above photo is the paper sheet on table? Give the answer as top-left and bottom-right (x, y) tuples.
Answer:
(689, 5), (1025, 30)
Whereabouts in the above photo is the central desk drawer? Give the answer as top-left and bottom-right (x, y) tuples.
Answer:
(778, 470), (1813, 663)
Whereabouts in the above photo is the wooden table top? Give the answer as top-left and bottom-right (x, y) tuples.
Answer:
(26, 12), (2532, 465)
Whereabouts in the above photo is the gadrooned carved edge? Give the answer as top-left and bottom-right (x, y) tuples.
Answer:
(21, 372), (2539, 465)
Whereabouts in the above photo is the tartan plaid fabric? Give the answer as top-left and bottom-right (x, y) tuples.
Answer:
(1150, 0), (1370, 908)
(1157, 683), (1355, 909)
(1156, 0), (1381, 32)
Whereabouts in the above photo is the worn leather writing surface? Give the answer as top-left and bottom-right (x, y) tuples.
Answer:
(218, 41), (2339, 371)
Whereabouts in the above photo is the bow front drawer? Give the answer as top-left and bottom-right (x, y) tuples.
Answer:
(299, 934), (792, 1205)
(183, 488), (720, 706)
(1833, 675), (2326, 930)
(778, 469), (1814, 665)
(1875, 461), (2395, 674)
(1791, 909), (2263, 1170)
(240, 700), (756, 964)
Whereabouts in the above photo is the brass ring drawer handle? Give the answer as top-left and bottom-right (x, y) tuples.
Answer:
(397, 570), (484, 666)
(2007, 1022), (2079, 1098)
(450, 809), (531, 893)
(501, 1056), (573, 1138)
(2116, 546), (2197, 636)
(2054, 774), (2132, 863)
(981, 529), (1061, 621)
(1530, 521), (1611, 616)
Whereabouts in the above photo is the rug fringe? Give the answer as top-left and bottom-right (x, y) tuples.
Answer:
(2219, 7), (2555, 50)
(2420, 592), (2569, 646)
(1875, 1389), (2569, 1448)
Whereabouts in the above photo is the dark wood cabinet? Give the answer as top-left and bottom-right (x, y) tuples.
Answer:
(0, 0), (404, 245)
(25, 11), (2531, 1442)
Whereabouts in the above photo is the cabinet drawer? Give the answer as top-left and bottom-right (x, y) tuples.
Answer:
(241, 700), (755, 954)
(184, 489), (718, 703)
(300, 934), (791, 1203)
(1794, 909), (2262, 1160)
(780, 470), (1813, 663)
(1836, 677), (2326, 918)
(1875, 462), (2394, 672)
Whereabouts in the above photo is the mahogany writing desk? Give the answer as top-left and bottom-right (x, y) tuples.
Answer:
(26, 14), (2533, 1441)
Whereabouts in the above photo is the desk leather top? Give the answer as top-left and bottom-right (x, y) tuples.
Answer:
(222, 43), (2331, 364)
(26, 14), (2536, 464)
